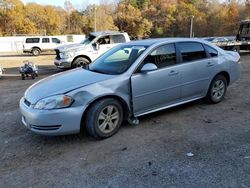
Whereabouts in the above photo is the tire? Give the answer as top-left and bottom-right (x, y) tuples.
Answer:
(206, 75), (227, 104)
(232, 46), (240, 53)
(72, 57), (90, 68)
(32, 48), (41, 56)
(21, 74), (25, 80)
(31, 73), (35, 79)
(85, 98), (123, 139)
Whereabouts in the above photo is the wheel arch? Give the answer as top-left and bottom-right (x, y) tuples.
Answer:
(215, 71), (230, 85)
(32, 46), (41, 51)
(206, 71), (229, 104)
(80, 95), (130, 132)
(72, 55), (92, 65)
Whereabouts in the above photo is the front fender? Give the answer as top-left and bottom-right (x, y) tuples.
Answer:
(67, 76), (132, 118)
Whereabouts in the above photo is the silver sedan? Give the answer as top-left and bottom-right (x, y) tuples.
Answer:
(20, 38), (241, 138)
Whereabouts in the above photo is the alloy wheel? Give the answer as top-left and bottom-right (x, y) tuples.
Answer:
(212, 80), (225, 101)
(98, 105), (120, 134)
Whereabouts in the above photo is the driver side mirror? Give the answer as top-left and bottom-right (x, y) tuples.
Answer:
(140, 63), (157, 73)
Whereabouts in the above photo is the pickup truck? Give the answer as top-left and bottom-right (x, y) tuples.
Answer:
(54, 31), (130, 69)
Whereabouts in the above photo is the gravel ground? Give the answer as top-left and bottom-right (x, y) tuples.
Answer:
(0, 53), (249, 188)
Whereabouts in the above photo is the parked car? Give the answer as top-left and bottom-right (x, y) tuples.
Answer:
(23, 36), (62, 56)
(20, 38), (241, 138)
(203, 37), (229, 43)
(54, 31), (130, 69)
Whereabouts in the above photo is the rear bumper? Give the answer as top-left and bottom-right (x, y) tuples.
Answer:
(19, 97), (85, 136)
(229, 62), (241, 85)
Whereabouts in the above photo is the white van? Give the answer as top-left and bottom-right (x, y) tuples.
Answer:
(23, 36), (62, 56)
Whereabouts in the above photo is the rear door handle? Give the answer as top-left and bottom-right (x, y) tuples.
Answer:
(206, 62), (215, 67)
(168, 70), (179, 76)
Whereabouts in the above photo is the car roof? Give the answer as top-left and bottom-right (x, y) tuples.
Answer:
(125, 38), (210, 46)
(90, 31), (125, 36)
(25, 36), (57, 38)
(123, 37), (225, 53)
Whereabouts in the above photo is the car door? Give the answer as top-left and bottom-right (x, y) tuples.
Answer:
(131, 43), (181, 116)
(176, 42), (217, 100)
(41, 37), (50, 51)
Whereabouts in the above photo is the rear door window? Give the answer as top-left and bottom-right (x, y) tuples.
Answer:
(179, 42), (206, 62)
(111, 35), (126, 43)
(42, 38), (50, 43)
(25, 38), (40, 43)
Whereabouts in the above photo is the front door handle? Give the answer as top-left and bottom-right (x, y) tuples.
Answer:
(206, 62), (215, 67)
(168, 70), (179, 76)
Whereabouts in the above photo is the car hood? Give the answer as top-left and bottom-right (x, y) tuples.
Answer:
(55, 43), (86, 52)
(25, 68), (115, 104)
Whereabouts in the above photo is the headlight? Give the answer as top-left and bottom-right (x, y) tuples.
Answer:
(59, 51), (74, 59)
(34, 95), (74, 110)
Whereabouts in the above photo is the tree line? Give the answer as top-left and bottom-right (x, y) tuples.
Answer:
(0, 0), (249, 38)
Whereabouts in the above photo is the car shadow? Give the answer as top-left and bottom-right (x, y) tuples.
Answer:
(1, 65), (62, 77)
(0, 52), (55, 58)
(239, 51), (250, 56)
(23, 99), (207, 146)
(138, 99), (205, 123)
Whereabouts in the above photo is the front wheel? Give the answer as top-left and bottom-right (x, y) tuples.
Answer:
(72, 57), (90, 68)
(206, 75), (227, 104)
(85, 98), (123, 139)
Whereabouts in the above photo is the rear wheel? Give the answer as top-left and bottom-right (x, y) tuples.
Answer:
(85, 98), (123, 139)
(32, 48), (41, 56)
(206, 75), (227, 104)
(72, 57), (90, 68)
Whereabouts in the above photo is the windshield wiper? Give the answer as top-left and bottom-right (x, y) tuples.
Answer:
(82, 64), (89, 70)
(89, 68), (106, 74)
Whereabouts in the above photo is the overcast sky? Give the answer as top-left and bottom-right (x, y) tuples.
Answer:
(21, 0), (100, 9)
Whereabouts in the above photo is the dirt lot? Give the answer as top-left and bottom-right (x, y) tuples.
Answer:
(0, 53), (249, 187)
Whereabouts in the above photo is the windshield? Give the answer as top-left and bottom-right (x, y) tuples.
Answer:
(80, 34), (96, 45)
(89, 45), (148, 75)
